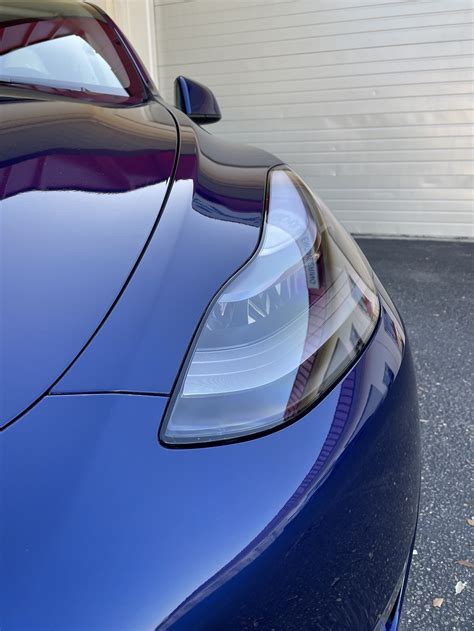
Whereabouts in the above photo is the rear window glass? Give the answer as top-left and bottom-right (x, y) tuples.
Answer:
(0, 1), (147, 104)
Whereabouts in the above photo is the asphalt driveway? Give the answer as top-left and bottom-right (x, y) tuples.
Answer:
(357, 238), (473, 630)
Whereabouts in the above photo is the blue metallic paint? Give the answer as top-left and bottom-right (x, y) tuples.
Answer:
(177, 76), (192, 114)
(0, 296), (420, 630)
(0, 3), (420, 628)
(0, 95), (177, 426)
(54, 111), (280, 395)
(175, 76), (222, 124)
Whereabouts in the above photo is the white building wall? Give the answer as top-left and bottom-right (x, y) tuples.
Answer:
(152, 0), (473, 238)
(94, 0), (158, 82)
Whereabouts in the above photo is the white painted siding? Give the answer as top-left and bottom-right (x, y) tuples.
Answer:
(95, 1), (159, 81)
(153, 0), (474, 237)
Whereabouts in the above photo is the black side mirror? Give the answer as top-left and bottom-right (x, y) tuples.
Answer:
(174, 76), (221, 125)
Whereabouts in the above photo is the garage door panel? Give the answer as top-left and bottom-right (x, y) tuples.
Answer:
(160, 25), (469, 68)
(303, 175), (474, 190)
(215, 110), (474, 135)
(259, 137), (474, 156)
(212, 68), (474, 98)
(217, 81), (473, 109)
(319, 188), (474, 202)
(162, 10), (472, 54)
(156, 0), (471, 31)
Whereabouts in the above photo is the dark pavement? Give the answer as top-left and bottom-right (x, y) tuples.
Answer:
(357, 238), (473, 631)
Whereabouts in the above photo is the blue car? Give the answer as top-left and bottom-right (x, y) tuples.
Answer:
(0, 1), (420, 629)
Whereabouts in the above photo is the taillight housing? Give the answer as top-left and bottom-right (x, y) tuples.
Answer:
(160, 167), (379, 446)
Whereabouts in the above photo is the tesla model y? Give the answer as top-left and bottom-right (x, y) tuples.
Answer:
(0, 1), (420, 629)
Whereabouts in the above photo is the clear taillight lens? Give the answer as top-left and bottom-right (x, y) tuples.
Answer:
(160, 167), (379, 446)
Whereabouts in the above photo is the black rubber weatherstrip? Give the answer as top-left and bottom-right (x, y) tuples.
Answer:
(0, 105), (181, 432)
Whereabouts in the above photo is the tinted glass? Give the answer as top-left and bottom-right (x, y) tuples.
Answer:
(0, 1), (146, 103)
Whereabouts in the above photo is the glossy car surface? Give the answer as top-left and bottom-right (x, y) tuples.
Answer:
(0, 1), (420, 629)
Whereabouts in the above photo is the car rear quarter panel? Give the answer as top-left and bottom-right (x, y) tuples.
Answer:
(0, 295), (420, 630)
(54, 108), (282, 395)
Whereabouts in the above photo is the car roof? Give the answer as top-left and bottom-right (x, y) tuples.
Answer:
(1, 0), (100, 22)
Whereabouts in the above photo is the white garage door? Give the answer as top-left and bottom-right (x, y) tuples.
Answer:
(153, 0), (473, 238)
